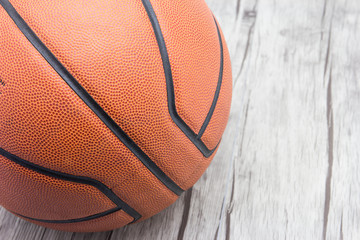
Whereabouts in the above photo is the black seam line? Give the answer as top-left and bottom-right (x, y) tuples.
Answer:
(0, 147), (141, 222)
(141, 0), (222, 158)
(12, 207), (121, 224)
(0, 0), (184, 196)
(197, 20), (224, 139)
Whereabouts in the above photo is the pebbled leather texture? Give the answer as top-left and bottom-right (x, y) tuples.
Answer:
(0, 0), (232, 232)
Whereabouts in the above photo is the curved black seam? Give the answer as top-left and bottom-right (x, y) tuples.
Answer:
(12, 207), (121, 224)
(141, 0), (222, 158)
(0, 0), (183, 196)
(197, 20), (224, 139)
(0, 147), (141, 222)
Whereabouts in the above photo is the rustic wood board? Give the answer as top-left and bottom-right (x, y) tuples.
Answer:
(1, 0), (359, 239)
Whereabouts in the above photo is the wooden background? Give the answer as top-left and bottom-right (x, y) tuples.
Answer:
(1, 0), (359, 239)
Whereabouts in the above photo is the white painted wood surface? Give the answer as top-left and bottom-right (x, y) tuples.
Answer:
(1, 0), (359, 239)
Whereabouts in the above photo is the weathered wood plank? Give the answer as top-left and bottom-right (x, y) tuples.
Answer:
(222, 0), (334, 238)
(218, 0), (360, 239)
(1, 0), (359, 239)
(324, 0), (360, 239)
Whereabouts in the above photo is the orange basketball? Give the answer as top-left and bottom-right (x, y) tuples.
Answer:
(0, 0), (232, 232)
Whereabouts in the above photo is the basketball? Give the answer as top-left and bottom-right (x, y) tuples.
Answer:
(0, 0), (232, 232)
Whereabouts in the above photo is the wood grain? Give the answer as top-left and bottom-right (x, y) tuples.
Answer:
(1, 0), (359, 239)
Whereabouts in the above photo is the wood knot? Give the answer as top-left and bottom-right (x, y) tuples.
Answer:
(244, 10), (257, 19)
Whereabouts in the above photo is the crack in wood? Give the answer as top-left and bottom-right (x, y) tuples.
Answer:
(213, 224), (220, 240)
(234, 0), (258, 86)
(323, 23), (332, 79)
(285, 209), (289, 240)
(177, 188), (193, 240)
(225, 212), (231, 240)
(246, 171), (252, 201)
(38, 229), (47, 240)
(106, 230), (114, 240)
(229, 168), (236, 209)
(239, 97), (251, 158)
(321, 0), (328, 41)
(234, 18), (256, 85)
(322, 67), (334, 240)
(70, 232), (76, 240)
(221, 96), (250, 240)
(214, 194), (227, 240)
(340, 212), (344, 240)
(320, 0), (335, 64)
(236, 22), (254, 81)
(214, 95), (247, 240)
(225, 167), (236, 240)
(236, 0), (241, 20)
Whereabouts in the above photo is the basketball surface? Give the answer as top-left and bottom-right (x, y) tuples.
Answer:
(0, 0), (232, 232)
